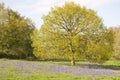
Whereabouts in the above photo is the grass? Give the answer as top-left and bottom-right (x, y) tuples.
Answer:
(0, 59), (120, 80)
(0, 72), (93, 80)
(103, 60), (120, 66)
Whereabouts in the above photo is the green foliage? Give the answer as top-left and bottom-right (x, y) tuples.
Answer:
(0, 3), (35, 58)
(111, 27), (120, 60)
(86, 29), (114, 63)
(31, 2), (114, 64)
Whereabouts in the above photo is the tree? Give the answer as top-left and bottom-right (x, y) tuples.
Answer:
(85, 29), (114, 63)
(0, 3), (35, 58)
(32, 2), (114, 65)
(111, 26), (120, 60)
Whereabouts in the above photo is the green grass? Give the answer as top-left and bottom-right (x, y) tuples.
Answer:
(0, 73), (92, 80)
(103, 60), (120, 66)
(0, 72), (120, 80)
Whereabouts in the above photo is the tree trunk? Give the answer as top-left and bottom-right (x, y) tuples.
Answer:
(71, 54), (75, 66)
(71, 58), (75, 66)
(69, 36), (75, 66)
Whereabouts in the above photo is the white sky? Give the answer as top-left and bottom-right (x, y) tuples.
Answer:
(0, 0), (120, 29)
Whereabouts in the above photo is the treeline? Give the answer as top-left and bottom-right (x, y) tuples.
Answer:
(0, 2), (120, 64)
(0, 3), (35, 59)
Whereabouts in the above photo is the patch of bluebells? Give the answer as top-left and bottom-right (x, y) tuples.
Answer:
(0, 60), (120, 77)
(70, 68), (120, 76)
(48, 64), (120, 77)
(49, 65), (70, 72)
(12, 61), (44, 74)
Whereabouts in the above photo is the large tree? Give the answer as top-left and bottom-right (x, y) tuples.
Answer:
(0, 3), (35, 58)
(32, 2), (114, 65)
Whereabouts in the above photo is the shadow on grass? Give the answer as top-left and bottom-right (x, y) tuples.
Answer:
(25, 58), (120, 70)
(77, 63), (120, 70)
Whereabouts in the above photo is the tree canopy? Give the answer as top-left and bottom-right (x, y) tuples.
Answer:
(31, 2), (114, 65)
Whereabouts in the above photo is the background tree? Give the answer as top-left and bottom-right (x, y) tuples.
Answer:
(0, 3), (35, 58)
(111, 26), (120, 60)
(32, 2), (114, 65)
(85, 29), (114, 63)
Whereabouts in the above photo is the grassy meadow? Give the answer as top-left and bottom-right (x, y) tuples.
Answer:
(0, 59), (120, 80)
